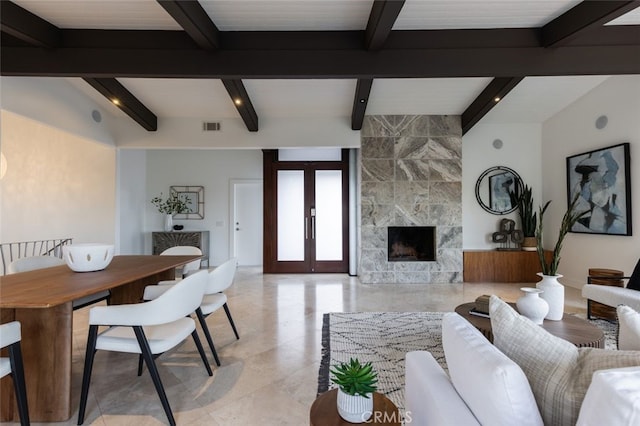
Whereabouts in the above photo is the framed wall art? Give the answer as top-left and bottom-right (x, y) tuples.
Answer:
(170, 185), (204, 219)
(566, 142), (631, 235)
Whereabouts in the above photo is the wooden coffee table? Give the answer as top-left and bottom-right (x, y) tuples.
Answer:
(455, 302), (605, 348)
(310, 389), (400, 426)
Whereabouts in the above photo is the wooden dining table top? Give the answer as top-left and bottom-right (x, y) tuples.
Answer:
(0, 255), (199, 309)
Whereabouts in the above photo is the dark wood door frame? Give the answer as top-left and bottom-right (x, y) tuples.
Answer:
(263, 149), (349, 273)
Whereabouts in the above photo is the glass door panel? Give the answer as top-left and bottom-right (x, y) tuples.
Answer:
(315, 170), (343, 261)
(277, 170), (305, 261)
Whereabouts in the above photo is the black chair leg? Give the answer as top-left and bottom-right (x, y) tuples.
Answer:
(78, 325), (99, 425)
(191, 331), (213, 376)
(8, 341), (30, 426)
(223, 303), (240, 340)
(137, 355), (144, 376)
(133, 327), (175, 426)
(195, 308), (221, 366)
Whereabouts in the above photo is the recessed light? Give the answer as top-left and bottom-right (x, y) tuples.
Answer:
(494, 96), (501, 102)
(360, 99), (366, 103)
(112, 98), (120, 106)
(234, 99), (242, 106)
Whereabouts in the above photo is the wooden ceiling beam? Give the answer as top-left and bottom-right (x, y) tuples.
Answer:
(156, 0), (219, 50)
(83, 78), (158, 131)
(365, 0), (406, 50)
(351, 79), (373, 130)
(461, 77), (523, 135)
(221, 79), (258, 132)
(542, 0), (640, 47)
(0, 0), (60, 47)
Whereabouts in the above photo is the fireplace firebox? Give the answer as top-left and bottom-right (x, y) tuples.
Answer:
(388, 226), (436, 262)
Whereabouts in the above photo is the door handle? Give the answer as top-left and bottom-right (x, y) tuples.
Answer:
(311, 216), (315, 240)
(305, 217), (309, 239)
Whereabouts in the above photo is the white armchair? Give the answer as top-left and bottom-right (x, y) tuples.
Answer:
(0, 321), (30, 426)
(77, 270), (211, 426)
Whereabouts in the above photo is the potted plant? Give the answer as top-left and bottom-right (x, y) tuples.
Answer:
(535, 192), (588, 320)
(151, 193), (192, 231)
(512, 184), (540, 251)
(330, 358), (378, 423)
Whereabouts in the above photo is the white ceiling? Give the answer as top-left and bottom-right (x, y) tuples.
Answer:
(13, 0), (640, 127)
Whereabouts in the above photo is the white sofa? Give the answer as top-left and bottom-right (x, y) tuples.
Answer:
(582, 259), (640, 317)
(405, 310), (640, 426)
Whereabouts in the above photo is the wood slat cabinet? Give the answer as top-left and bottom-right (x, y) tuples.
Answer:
(152, 231), (210, 267)
(463, 250), (551, 283)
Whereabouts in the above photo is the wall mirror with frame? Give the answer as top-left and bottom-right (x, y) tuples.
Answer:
(170, 185), (204, 219)
(475, 166), (522, 215)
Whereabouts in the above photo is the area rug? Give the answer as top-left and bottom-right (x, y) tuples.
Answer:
(317, 311), (617, 420)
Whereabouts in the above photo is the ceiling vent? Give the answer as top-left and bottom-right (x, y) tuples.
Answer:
(202, 122), (221, 131)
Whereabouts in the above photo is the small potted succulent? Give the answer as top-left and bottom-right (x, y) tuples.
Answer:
(330, 358), (378, 423)
(151, 192), (192, 231)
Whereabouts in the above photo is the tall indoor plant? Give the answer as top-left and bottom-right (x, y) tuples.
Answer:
(535, 192), (588, 320)
(512, 184), (541, 251)
(151, 193), (192, 231)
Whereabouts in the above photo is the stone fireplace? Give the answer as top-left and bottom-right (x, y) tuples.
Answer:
(359, 115), (462, 284)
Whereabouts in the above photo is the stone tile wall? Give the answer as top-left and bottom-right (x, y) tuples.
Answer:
(359, 115), (463, 283)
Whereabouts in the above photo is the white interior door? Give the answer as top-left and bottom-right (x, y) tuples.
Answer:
(232, 180), (263, 266)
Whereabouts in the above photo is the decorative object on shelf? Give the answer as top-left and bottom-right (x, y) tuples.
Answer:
(492, 218), (523, 250)
(535, 192), (588, 320)
(331, 358), (378, 423)
(173, 224), (184, 231)
(475, 166), (523, 215)
(566, 142), (631, 236)
(516, 287), (549, 325)
(511, 184), (539, 251)
(151, 191), (193, 231)
(62, 243), (114, 272)
(170, 185), (205, 219)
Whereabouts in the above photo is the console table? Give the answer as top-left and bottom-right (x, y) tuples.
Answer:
(463, 250), (552, 283)
(152, 230), (210, 267)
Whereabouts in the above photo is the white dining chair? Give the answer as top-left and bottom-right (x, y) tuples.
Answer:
(77, 270), (211, 426)
(159, 246), (202, 280)
(0, 321), (30, 426)
(7, 256), (110, 309)
(143, 257), (240, 367)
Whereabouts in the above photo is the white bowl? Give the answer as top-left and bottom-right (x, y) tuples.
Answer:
(63, 243), (114, 272)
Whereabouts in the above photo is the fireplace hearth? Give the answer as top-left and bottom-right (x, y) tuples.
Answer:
(388, 226), (436, 262)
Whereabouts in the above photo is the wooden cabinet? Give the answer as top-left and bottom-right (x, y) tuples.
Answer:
(152, 231), (210, 267)
(463, 250), (551, 283)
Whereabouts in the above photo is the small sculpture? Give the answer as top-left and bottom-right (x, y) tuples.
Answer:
(492, 218), (523, 250)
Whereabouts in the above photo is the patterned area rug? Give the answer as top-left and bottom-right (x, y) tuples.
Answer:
(317, 311), (617, 419)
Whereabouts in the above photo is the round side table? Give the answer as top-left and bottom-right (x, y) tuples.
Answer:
(310, 389), (400, 426)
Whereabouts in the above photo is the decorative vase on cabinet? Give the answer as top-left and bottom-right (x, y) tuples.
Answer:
(516, 287), (549, 325)
(536, 273), (565, 320)
(164, 214), (173, 232)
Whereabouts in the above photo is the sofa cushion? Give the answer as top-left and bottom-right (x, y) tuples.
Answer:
(489, 295), (640, 426)
(442, 312), (543, 426)
(576, 366), (640, 426)
(618, 305), (640, 351)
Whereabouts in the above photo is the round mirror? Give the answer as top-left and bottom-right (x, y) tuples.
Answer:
(475, 166), (523, 215)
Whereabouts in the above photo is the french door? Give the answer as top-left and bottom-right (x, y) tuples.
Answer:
(263, 150), (349, 273)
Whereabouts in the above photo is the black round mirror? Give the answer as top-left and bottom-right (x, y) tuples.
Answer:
(475, 166), (523, 215)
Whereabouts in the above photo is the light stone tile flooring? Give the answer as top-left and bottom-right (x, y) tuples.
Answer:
(18, 267), (587, 425)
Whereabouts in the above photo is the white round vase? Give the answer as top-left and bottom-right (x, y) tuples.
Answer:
(164, 214), (173, 232)
(516, 287), (549, 325)
(536, 273), (565, 321)
(336, 389), (373, 423)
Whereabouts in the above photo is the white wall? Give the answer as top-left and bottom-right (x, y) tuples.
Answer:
(462, 123), (542, 249)
(144, 149), (263, 265)
(0, 110), (116, 245)
(117, 149), (147, 254)
(542, 75), (640, 289)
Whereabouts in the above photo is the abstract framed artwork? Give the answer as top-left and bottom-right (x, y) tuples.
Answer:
(566, 142), (631, 235)
(170, 185), (205, 219)
(489, 170), (518, 213)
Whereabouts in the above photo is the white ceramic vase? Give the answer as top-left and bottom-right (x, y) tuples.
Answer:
(336, 389), (373, 423)
(536, 273), (565, 320)
(164, 214), (173, 232)
(516, 287), (549, 325)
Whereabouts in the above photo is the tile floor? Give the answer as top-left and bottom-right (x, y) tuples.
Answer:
(16, 268), (587, 425)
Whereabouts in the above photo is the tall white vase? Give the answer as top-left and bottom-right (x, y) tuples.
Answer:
(516, 287), (549, 325)
(164, 214), (173, 232)
(536, 273), (564, 320)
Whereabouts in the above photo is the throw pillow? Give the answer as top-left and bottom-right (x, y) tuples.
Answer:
(489, 295), (640, 426)
(626, 258), (640, 291)
(576, 366), (640, 426)
(617, 305), (640, 351)
(442, 312), (543, 426)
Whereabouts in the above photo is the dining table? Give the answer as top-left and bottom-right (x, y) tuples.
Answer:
(0, 254), (201, 422)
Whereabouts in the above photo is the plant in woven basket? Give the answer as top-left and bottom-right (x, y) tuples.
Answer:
(330, 358), (378, 398)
